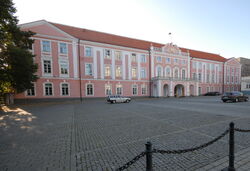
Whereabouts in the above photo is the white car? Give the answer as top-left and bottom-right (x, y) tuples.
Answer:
(107, 95), (131, 103)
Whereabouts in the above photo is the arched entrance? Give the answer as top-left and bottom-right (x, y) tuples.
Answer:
(174, 84), (185, 97)
(190, 85), (194, 96)
(153, 84), (158, 97)
(163, 84), (169, 97)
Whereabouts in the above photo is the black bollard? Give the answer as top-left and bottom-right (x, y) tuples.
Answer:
(228, 122), (235, 171)
(146, 142), (153, 171)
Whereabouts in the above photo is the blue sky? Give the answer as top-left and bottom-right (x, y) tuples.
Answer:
(14, 0), (250, 58)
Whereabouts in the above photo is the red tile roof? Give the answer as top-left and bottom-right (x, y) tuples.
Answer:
(50, 22), (226, 62)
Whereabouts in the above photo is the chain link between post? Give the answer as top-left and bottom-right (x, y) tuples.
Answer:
(116, 152), (146, 171)
(153, 129), (229, 154)
(234, 128), (250, 132)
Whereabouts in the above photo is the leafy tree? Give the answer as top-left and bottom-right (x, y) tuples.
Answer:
(0, 0), (38, 95)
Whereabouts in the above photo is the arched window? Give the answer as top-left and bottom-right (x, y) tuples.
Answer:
(174, 68), (179, 78)
(165, 67), (171, 77)
(156, 66), (162, 77)
(182, 69), (186, 79)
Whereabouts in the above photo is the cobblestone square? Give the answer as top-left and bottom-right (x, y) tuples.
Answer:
(1, 96), (250, 171)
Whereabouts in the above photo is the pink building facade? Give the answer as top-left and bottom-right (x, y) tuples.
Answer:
(15, 20), (241, 101)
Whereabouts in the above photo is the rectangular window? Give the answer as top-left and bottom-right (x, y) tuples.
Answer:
(182, 60), (186, 65)
(140, 54), (146, 63)
(86, 84), (93, 96)
(198, 73), (201, 81)
(141, 85), (147, 95)
(232, 76), (234, 83)
(60, 60), (69, 75)
(207, 74), (210, 83)
(42, 40), (51, 52)
(166, 58), (171, 63)
(59, 43), (67, 54)
(105, 65), (111, 77)
(43, 60), (52, 74)
(192, 62), (196, 68)
(116, 66), (122, 77)
(174, 58), (178, 63)
(199, 62), (202, 69)
(212, 74), (215, 83)
(85, 63), (93, 76)
(27, 83), (35, 96)
(85, 47), (92, 57)
(105, 49), (111, 59)
(132, 67), (137, 78)
(198, 87), (202, 95)
(44, 83), (53, 96)
(211, 64), (215, 70)
(116, 85), (122, 95)
(206, 87), (209, 93)
(132, 85), (137, 95)
(141, 68), (146, 78)
(61, 83), (69, 96)
(156, 56), (162, 62)
(192, 73), (196, 80)
(131, 53), (137, 62)
(115, 51), (122, 60)
(105, 84), (112, 95)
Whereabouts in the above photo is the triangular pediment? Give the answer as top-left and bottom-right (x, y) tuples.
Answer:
(225, 57), (241, 66)
(19, 20), (76, 39)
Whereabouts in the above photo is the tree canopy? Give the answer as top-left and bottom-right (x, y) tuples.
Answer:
(0, 0), (38, 95)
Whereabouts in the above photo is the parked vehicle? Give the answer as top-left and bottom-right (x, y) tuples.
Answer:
(204, 92), (221, 96)
(107, 95), (131, 103)
(221, 91), (249, 102)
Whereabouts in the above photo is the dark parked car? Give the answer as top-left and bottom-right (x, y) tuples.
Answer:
(221, 91), (249, 102)
(204, 92), (221, 96)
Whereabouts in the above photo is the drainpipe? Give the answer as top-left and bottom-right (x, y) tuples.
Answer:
(78, 39), (83, 102)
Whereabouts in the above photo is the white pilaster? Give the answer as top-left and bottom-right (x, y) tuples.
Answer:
(187, 56), (190, 79)
(170, 80), (173, 96)
(158, 80), (162, 97)
(100, 49), (104, 79)
(151, 51), (154, 78)
(93, 47), (97, 79)
(137, 54), (141, 80)
(111, 50), (115, 79)
(72, 41), (78, 78)
(122, 52), (126, 80)
(128, 53), (131, 80)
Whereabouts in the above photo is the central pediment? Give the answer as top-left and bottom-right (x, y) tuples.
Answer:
(162, 43), (181, 54)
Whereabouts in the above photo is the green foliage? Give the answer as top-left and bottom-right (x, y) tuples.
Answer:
(0, 0), (38, 95)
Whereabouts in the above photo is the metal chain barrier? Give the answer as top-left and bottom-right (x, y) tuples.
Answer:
(116, 152), (146, 171)
(234, 127), (250, 132)
(153, 129), (229, 154)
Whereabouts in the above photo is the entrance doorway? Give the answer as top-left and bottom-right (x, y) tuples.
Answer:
(174, 84), (185, 97)
(163, 84), (169, 97)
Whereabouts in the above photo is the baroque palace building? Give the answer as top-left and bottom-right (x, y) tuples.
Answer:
(15, 20), (241, 101)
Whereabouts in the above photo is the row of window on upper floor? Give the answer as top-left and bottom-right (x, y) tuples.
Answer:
(41, 40), (68, 54)
(155, 56), (187, 65)
(27, 83), (147, 96)
(192, 61), (223, 71)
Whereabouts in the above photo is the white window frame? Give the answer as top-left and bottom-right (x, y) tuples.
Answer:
(59, 42), (68, 55)
(116, 84), (123, 95)
(115, 66), (122, 77)
(60, 82), (70, 96)
(85, 46), (93, 57)
(140, 54), (146, 63)
(165, 66), (171, 77)
(26, 83), (36, 96)
(156, 56), (162, 63)
(59, 60), (69, 77)
(105, 84), (112, 95)
(115, 51), (122, 60)
(140, 68), (146, 78)
(105, 49), (111, 59)
(85, 63), (93, 76)
(43, 82), (54, 96)
(42, 58), (53, 76)
(132, 84), (138, 95)
(132, 67), (137, 78)
(131, 53), (137, 62)
(86, 83), (94, 96)
(105, 65), (111, 77)
(166, 58), (171, 63)
(41, 40), (51, 53)
(141, 84), (147, 95)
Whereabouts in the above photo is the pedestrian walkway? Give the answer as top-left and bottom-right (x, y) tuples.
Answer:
(197, 147), (250, 171)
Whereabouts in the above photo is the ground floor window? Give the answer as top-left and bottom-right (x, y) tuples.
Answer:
(27, 83), (35, 96)
(105, 84), (112, 95)
(116, 84), (122, 95)
(61, 83), (69, 96)
(86, 84), (94, 96)
(198, 87), (202, 95)
(141, 85), (147, 95)
(132, 84), (138, 95)
(44, 83), (53, 96)
(206, 87), (209, 93)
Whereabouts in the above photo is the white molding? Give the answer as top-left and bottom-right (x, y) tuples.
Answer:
(93, 47), (98, 79)
(43, 82), (54, 96)
(72, 41), (78, 78)
(85, 83), (94, 96)
(111, 50), (115, 79)
(25, 82), (36, 97)
(60, 82), (70, 96)
(122, 51), (126, 80)
(41, 57), (53, 77)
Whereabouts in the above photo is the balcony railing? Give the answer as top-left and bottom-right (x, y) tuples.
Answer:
(152, 76), (198, 82)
